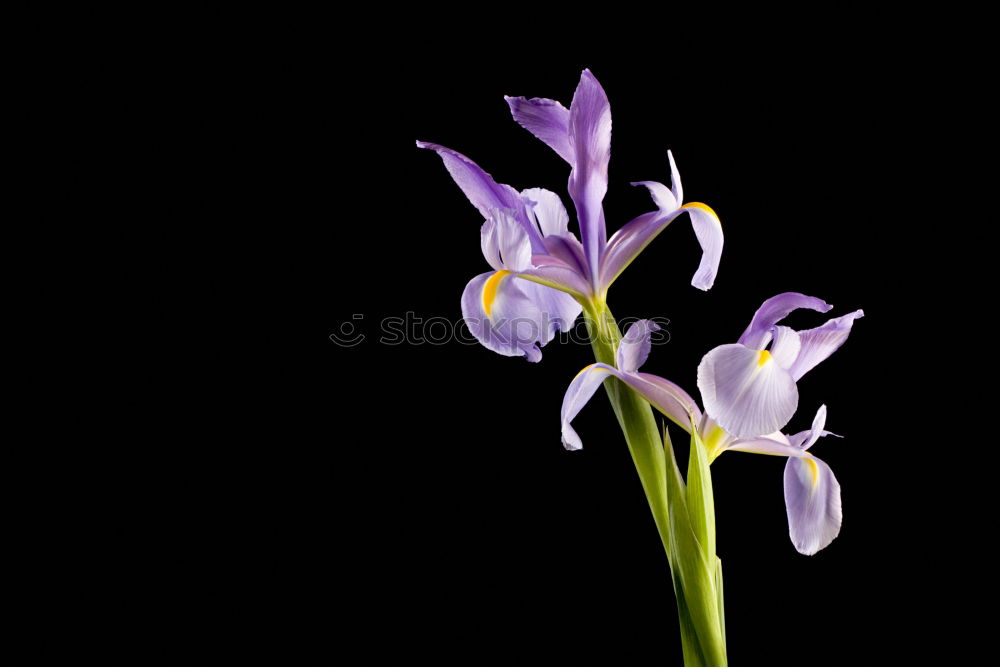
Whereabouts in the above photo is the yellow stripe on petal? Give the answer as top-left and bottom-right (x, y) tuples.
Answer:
(682, 202), (721, 224)
(481, 270), (510, 318)
(757, 349), (772, 367)
(804, 456), (820, 486)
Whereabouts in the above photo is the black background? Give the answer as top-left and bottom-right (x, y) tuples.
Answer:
(170, 33), (947, 664)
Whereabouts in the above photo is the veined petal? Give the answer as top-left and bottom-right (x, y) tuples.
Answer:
(682, 202), (724, 291)
(518, 280), (583, 343)
(784, 454), (842, 555)
(598, 209), (684, 288)
(630, 179), (677, 213)
(667, 150), (683, 205)
(738, 292), (833, 349)
(541, 234), (588, 276)
(616, 319), (660, 373)
(567, 69), (612, 282)
(461, 270), (562, 362)
(416, 141), (546, 254)
(504, 96), (574, 164)
(769, 326), (801, 370)
(521, 187), (570, 239)
(788, 310), (865, 381)
(726, 434), (804, 457)
(516, 264), (592, 301)
(489, 208), (531, 272)
(623, 372), (703, 431)
(788, 404), (843, 450)
(698, 343), (798, 439)
(561, 363), (617, 450)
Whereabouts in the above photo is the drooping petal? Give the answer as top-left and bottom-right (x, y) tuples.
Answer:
(566, 69), (612, 282)
(416, 141), (546, 253)
(697, 343), (798, 439)
(518, 280), (583, 342)
(461, 270), (568, 362)
(788, 310), (865, 381)
(682, 203), (724, 291)
(616, 319), (660, 373)
(788, 404), (842, 450)
(598, 209), (684, 288)
(769, 326), (801, 370)
(504, 96), (575, 164)
(560, 363), (616, 450)
(738, 292), (833, 349)
(726, 434), (804, 457)
(521, 187), (570, 239)
(784, 454), (842, 555)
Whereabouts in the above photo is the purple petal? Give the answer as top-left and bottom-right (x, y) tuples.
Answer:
(616, 319), (660, 373)
(567, 69), (612, 282)
(518, 280), (583, 342)
(667, 150), (683, 205)
(560, 363), (616, 450)
(624, 372), (703, 431)
(698, 343), (798, 439)
(416, 141), (546, 254)
(788, 310), (864, 381)
(788, 404), (833, 449)
(784, 454), (842, 555)
(541, 234), (588, 276)
(631, 179), (678, 213)
(521, 187), (570, 238)
(726, 435), (803, 457)
(462, 270), (568, 362)
(504, 96), (575, 164)
(517, 264), (592, 301)
(599, 209), (684, 288)
(738, 292), (833, 349)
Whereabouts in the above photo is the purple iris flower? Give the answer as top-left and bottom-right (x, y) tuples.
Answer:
(418, 69), (723, 361)
(561, 299), (862, 554)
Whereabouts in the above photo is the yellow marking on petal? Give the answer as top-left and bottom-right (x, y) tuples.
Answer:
(482, 270), (510, 318)
(803, 456), (820, 486)
(574, 363), (597, 380)
(757, 349), (772, 367)
(682, 201), (720, 221)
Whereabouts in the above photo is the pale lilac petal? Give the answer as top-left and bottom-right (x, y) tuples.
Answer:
(521, 187), (570, 238)
(518, 280), (583, 343)
(493, 208), (532, 272)
(567, 69), (612, 281)
(479, 218), (503, 271)
(738, 292), (833, 349)
(616, 319), (660, 373)
(517, 264), (592, 300)
(504, 96), (575, 164)
(788, 404), (842, 450)
(624, 372), (703, 431)
(667, 150), (683, 205)
(561, 363), (616, 450)
(683, 203), (724, 291)
(462, 270), (572, 362)
(599, 209), (684, 288)
(788, 310), (865, 381)
(631, 180), (678, 213)
(784, 454), (842, 555)
(769, 326), (801, 370)
(697, 343), (798, 439)
(416, 141), (546, 253)
(726, 435), (804, 457)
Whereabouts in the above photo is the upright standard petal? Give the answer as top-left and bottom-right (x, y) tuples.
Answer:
(616, 319), (660, 373)
(788, 310), (865, 381)
(784, 454), (842, 555)
(787, 404), (841, 450)
(698, 343), (798, 439)
(504, 96), (575, 164)
(416, 141), (546, 253)
(566, 69), (612, 282)
(738, 292), (833, 349)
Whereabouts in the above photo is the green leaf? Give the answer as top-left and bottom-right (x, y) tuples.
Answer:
(686, 425), (716, 561)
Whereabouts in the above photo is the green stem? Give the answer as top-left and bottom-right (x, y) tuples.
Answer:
(584, 300), (727, 666)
